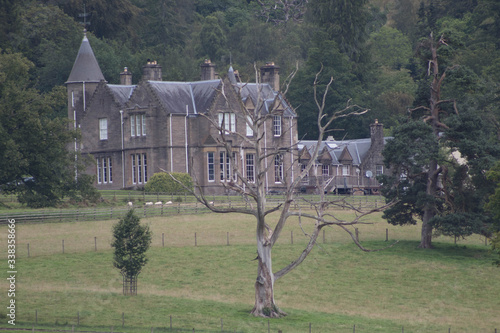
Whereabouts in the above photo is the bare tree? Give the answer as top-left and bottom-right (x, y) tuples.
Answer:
(256, 0), (309, 25)
(169, 66), (396, 317)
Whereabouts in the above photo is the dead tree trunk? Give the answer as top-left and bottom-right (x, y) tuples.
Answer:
(418, 33), (451, 248)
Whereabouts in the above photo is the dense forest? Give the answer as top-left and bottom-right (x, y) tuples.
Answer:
(1, 0), (499, 139)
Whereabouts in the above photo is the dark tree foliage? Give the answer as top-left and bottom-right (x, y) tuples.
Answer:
(287, 36), (367, 140)
(307, 0), (370, 62)
(54, 0), (143, 45)
(0, 49), (99, 207)
(111, 210), (152, 281)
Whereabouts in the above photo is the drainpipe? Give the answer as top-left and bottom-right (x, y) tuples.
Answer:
(120, 110), (125, 188)
(74, 110), (78, 181)
(169, 114), (173, 172)
(185, 105), (189, 174)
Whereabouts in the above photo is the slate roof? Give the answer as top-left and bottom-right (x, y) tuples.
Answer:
(66, 34), (105, 84)
(147, 80), (221, 115)
(238, 83), (295, 117)
(298, 138), (376, 165)
(107, 84), (136, 105)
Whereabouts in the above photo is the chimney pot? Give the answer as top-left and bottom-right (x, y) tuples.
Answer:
(200, 59), (216, 80)
(120, 67), (133, 85)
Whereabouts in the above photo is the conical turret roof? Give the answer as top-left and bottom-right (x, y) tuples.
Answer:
(66, 33), (105, 84)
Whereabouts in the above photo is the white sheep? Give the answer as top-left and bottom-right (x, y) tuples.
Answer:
(127, 202), (133, 207)
(145, 202), (153, 206)
(155, 201), (163, 205)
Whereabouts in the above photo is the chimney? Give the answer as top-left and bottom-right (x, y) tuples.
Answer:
(370, 119), (384, 147)
(200, 59), (216, 80)
(142, 60), (162, 81)
(120, 67), (132, 85)
(260, 62), (280, 92)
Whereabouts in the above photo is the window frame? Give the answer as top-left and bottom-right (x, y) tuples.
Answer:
(273, 115), (282, 137)
(99, 118), (108, 140)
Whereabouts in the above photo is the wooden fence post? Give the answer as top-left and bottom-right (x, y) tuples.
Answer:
(162, 233), (165, 247)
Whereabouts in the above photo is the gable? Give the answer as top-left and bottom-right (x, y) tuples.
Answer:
(339, 146), (353, 162)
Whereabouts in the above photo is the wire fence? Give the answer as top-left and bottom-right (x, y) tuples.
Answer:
(0, 193), (386, 225)
(1, 316), (498, 333)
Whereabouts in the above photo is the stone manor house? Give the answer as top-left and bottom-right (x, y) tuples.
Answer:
(66, 33), (388, 195)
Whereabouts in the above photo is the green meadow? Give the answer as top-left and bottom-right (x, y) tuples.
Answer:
(1, 211), (499, 332)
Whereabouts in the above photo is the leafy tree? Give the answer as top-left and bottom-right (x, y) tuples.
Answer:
(111, 210), (152, 295)
(144, 172), (193, 194)
(380, 34), (500, 248)
(287, 36), (366, 140)
(9, 2), (82, 92)
(199, 15), (227, 62)
(0, 49), (98, 207)
(307, 0), (370, 61)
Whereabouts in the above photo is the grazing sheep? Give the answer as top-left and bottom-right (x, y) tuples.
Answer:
(127, 202), (133, 207)
(166, 201), (173, 204)
(145, 202), (153, 206)
(155, 201), (163, 205)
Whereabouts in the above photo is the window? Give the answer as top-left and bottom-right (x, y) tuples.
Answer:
(218, 112), (236, 133)
(342, 165), (350, 176)
(208, 152), (215, 182)
(131, 153), (147, 184)
(96, 157), (112, 184)
(376, 165), (384, 176)
(246, 116), (254, 136)
(142, 114), (147, 136)
(246, 154), (255, 182)
(99, 118), (108, 140)
(131, 114), (146, 137)
(274, 154), (283, 183)
(273, 116), (282, 137)
(322, 164), (329, 177)
(219, 151), (231, 182)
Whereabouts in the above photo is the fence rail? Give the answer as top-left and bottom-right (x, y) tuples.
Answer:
(0, 194), (384, 225)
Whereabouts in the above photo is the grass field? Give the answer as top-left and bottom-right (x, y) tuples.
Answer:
(1, 210), (499, 332)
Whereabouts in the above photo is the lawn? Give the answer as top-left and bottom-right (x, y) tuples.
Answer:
(1, 211), (499, 332)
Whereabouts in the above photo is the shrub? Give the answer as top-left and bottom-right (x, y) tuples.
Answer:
(144, 172), (193, 194)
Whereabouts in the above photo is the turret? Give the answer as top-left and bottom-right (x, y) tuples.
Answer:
(65, 32), (105, 126)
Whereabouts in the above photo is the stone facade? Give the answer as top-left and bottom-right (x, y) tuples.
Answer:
(66, 33), (298, 194)
(298, 120), (390, 195)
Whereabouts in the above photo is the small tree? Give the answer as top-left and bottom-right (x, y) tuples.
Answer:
(144, 172), (193, 194)
(111, 210), (152, 295)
